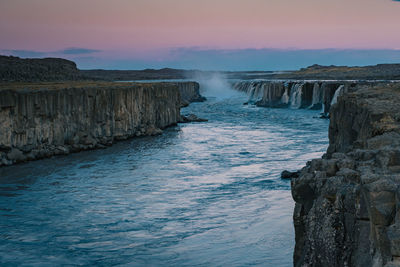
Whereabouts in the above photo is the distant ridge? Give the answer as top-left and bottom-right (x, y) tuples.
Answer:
(1, 55), (400, 82)
(274, 63), (400, 80)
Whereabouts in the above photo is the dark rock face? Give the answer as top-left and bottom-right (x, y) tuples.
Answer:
(291, 84), (400, 266)
(0, 82), (181, 166)
(176, 82), (206, 107)
(0, 55), (82, 82)
(281, 170), (300, 179)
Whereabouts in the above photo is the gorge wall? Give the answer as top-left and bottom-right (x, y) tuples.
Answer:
(233, 80), (363, 114)
(176, 82), (206, 107)
(0, 82), (184, 166)
(291, 84), (400, 266)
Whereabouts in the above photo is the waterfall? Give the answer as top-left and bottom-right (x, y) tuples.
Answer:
(309, 83), (321, 109)
(330, 85), (344, 106)
(281, 86), (290, 104)
(247, 82), (256, 101)
(289, 83), (303, 109)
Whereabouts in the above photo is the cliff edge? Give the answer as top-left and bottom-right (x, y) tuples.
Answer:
(292, 84), (400, 266)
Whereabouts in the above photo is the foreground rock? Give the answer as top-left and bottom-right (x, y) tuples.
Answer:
(179, 114), (208, 123)
(281, 170), (300, 179)
(0, 82), (181, 166)
(292, 84), (400, 266)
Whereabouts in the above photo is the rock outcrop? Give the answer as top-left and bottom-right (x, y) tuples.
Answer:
(176, 82), (206, 107)
(291, 83), (400, 266)
(179, 114), (208, 123)
(0, 82), (181, 166)
(0, 55), (83, 82)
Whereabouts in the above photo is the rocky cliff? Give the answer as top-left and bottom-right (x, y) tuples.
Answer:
(176, 82), (206, 107)
(291, 83), (400, 266)
(0, 82), (182, 166)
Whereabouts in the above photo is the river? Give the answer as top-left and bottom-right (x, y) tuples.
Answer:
(0, 89), (329, 266)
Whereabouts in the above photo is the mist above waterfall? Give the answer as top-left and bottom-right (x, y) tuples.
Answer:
(190, 72), (242, 100)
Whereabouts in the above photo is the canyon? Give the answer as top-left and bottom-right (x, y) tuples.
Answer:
(0, 81), (203, 166)
(2, 55), (400, 266)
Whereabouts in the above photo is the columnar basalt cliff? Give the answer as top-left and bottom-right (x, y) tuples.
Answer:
(176, 82), (206, 107)
(233, 81), (359, 114)
(291, 84), (400, 266)
(0, 82), (183, 166)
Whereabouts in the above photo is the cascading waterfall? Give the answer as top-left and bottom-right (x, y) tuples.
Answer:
(254, 83), (264, 102)
(330, 85), (344, 106)
(247, 82), (256, 100)
(289, 83), (303, 109)
(281, 86), (290, 104)
(309, 83), (321, 109)
(232, 80), (347, 112)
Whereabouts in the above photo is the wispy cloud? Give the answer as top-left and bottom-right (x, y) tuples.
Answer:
(2, 50), (47, 57)
(60, 48), (101, 55)
(1, 47), (102, 58)
(2, 47), (400, 71)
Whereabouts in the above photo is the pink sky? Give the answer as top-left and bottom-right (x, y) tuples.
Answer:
(1, 0), (400, 53)
(1, 0), (400, 70)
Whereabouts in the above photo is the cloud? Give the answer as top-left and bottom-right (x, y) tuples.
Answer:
(60, 48), (101, 55)
(0, 47), (102, 58)
(1, 50), (47, 57)
(2, 47), (400, 71)
(157, 48), (400, 71)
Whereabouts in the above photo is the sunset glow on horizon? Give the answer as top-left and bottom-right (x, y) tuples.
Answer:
(1, 0), (400, 70)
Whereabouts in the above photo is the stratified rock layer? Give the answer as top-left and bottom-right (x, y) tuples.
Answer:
(292, 84), (400, 266)
(0, 82), (182, 166)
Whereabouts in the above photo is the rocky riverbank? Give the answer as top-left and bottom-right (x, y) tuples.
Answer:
(0, 82), (183, 166)
(291, 83), (400, 266)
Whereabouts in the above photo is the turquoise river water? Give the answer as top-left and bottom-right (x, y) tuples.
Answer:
(0, 91), (329, 266)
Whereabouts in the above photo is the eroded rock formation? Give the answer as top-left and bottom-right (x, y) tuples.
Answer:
(291, 83), (400, 266)
(0, 82), (182, 166)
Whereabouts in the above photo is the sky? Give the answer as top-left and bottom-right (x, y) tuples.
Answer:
(1, 0), (400, 70)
